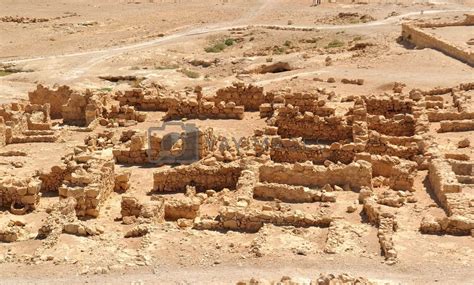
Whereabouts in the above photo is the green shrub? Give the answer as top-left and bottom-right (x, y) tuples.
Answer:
(0, 70), (13, 77)
(154, 64), (179, 70)
(326, 40), (345, 49)
(179, 69), (200, 79)
(224, 38), (235, 46)
(204, 42), (227, 53)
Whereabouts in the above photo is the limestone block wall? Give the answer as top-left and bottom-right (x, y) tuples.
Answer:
(367, 114), (416, 137)
(401, 22), (474, 66)
(105, 104), (147, 123)
(427, 111), (474, 122)
(269, 137), (360, 165)
(113, 132), (160, 164)
(28, 84), (74, 119)
(428, 159), (473, 234)
(121, 196), (165, 222)
(274, 106), (353, 142)
(259, 160), (372, 191)
(59, 156), (115, 217)
(153, 161), (243, 192)
(113, 128), (214, 164)
(364, 97), (414, 117)
(355, 153), (417, 191)
(253, 182), (334, 203)
(115, 88), (175, 111)
(281, 93), (335, 116)
(24, 104), (52, 130)
(0, 102), (58, 144)
(195, 206), (333, 232)
(428, 159), (462, 212)
(438, 120), (474, 132)
(212, 83), (269, 111)
(365, 131), (423, 161)
(62, 91), (101, 126)
(165, 98), (244, 120)
(0, 176), (42, 210)
(164, 196), (201, 220)
(39, 164), (72, 192)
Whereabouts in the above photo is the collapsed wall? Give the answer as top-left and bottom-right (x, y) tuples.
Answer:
(355, 153), (417, 191)
(253, 182), (336, 203)
(0, 176), (42, 212)
(194, 206), (333, 232)
(58, 152), (115, 217)
(28, 84), (74, 119)
(121, 196), (165, 223)
(259, 160), (372, 191)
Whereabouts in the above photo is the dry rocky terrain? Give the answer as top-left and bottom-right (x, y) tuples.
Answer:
(0, 0), (473, 284)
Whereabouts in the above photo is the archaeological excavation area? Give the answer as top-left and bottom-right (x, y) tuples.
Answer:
(0, 79), (473, 283)
(0, 0), (473, 284)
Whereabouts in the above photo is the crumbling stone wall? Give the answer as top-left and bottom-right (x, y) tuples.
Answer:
(0, 102), (58, 144)
(28, 84), (74, 119)
(58, 154), (115, 217)
(362, 196), (398, 263)
(212, 83), (269, 111)
(273, 105), (353, 142)
(270, 137), (359, 165)
(102, 104), (147, 125)
(39, 164), (72, 193)
(153, 161), (243, 192)
(254, 182), (336, 203)
(356, 153), (417, 191)
(115, 88), (175, 111)
(194, 206), (333, 232)
(0, 176), (42, 211)
(364, 97), (414, 117)
(367, 114), (416, 137)
(121, 196), (165, 223)
(427, 159), (474, 235)
(277, 92), (335, 116)
(165, 98), (244, 120)
(61, 90), (102, 126)
(438, 119), (474, 133)
(259, 161), (372, 191)
(365, 131), (423, 161)
(164, 195), (201, 220)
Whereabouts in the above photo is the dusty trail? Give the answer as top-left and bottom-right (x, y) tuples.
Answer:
(2, 8), (471, 69)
